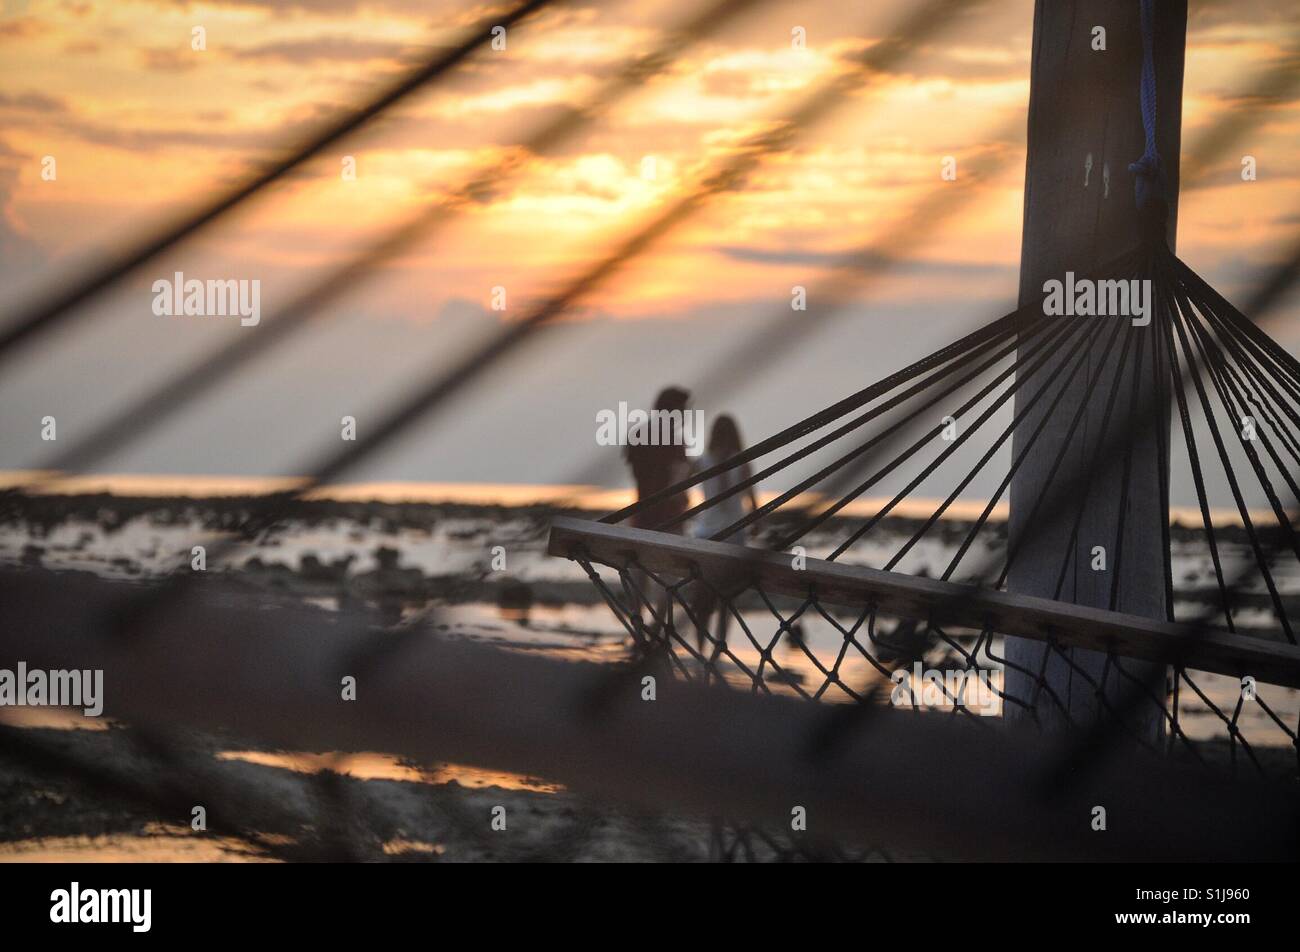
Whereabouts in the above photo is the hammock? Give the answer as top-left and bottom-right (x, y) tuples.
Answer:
(549, 236), (1300, 782)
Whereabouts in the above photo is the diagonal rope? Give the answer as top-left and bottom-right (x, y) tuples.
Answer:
(815, 315), (1101, 558)
(745, 314), (1088, 547)
(0, 0), (565, 365)
(888, 313), (1130, 574)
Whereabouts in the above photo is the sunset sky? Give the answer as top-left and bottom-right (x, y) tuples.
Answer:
(1, 0), (1298, 494)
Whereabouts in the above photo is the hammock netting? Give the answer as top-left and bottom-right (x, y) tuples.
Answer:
(549, 239), (1300, 802)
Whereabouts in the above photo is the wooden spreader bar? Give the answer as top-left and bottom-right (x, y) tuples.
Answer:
(548, 517), (1300, 690)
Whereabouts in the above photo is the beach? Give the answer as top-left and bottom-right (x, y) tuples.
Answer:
(1, 481), (1297, 861)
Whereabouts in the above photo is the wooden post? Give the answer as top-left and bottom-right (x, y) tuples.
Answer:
(1004, 0), (1187, 742)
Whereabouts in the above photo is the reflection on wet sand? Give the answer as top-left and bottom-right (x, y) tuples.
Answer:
(217, 750), (563, 793)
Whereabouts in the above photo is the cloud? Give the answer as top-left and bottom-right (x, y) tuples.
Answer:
(139, 47), (203, 73)
(0, 14), (45, 40)
(0, 90), (69, 113)
(713, 244), (1015, 280)
(0, 105), (304, 154)
(228, 36), (416, 65)
(62, 38), (102, 54)
(150, 0), (468, 17)
(1190, 0), (1300, 30)
(0, 86), (328, 155)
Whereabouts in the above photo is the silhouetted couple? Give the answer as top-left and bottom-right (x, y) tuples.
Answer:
(623, 386), (757, 657)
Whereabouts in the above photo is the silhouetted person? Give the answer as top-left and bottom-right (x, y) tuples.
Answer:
(692, 414), (757, 544)
(689, 414), (757, 655)
(623, 386), (693, 641)
(625, 386), (692, 531)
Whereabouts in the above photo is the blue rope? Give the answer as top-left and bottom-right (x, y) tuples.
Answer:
(1128, 0), (1163, 210)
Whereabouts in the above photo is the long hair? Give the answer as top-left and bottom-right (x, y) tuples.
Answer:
(707, 414), (743, 460)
